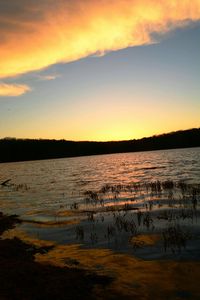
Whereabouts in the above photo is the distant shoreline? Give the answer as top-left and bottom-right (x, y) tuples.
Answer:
(0, 145), (200, 166)
(0, 128), (200, 163)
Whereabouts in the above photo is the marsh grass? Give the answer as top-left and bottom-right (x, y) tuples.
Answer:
(70, 180), (200, 254)
(75, 226), (84, 241)
(2, 179), (200, 255)
(162, 224), (191, 253)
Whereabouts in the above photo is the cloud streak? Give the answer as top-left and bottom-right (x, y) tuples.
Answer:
(37, 74), (61, 81)
(0, 83), (31, 97)
(0, 0), (200, 78)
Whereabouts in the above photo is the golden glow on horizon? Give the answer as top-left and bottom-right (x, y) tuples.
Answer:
(2, 101), (199, 141)
(0, 0), (200, 79)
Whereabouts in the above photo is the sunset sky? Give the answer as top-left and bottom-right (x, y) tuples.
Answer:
(0, 0), (200, 141)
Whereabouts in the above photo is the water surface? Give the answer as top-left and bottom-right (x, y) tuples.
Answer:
(0, 147), (200, 217)
(1, 147), (200, 259)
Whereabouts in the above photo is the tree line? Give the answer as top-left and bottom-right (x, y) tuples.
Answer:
(0, 128), (199, 163)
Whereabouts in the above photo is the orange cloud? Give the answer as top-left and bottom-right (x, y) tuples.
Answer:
(0, 83), (31, 97)
(0, 0), (200, 78)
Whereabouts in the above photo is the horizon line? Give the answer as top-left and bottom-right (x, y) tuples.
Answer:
(1, 127), (199, 143)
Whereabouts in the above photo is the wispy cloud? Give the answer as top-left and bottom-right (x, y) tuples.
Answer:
(37, 74), (61, 81)
(0, 83), (31, 97)
(0, 0), (200, 78)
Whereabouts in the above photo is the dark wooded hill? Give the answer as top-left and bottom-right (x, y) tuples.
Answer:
(0, 128), (199, 163)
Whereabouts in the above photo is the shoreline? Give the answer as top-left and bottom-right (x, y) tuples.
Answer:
(1, 211), (200, 299)
(0, 212), (112, 300)
(1, 145), (200, 165)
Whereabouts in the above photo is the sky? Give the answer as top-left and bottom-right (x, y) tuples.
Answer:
(0, 0), (200, 141)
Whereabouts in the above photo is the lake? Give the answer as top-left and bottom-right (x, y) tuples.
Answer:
(1, 147), (200, 257)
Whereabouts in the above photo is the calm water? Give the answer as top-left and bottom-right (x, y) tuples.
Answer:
(0, 147), (200, 219)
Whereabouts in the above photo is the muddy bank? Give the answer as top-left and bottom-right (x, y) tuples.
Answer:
(2, 211), (200, 300)
(0, 212), (112, 300)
